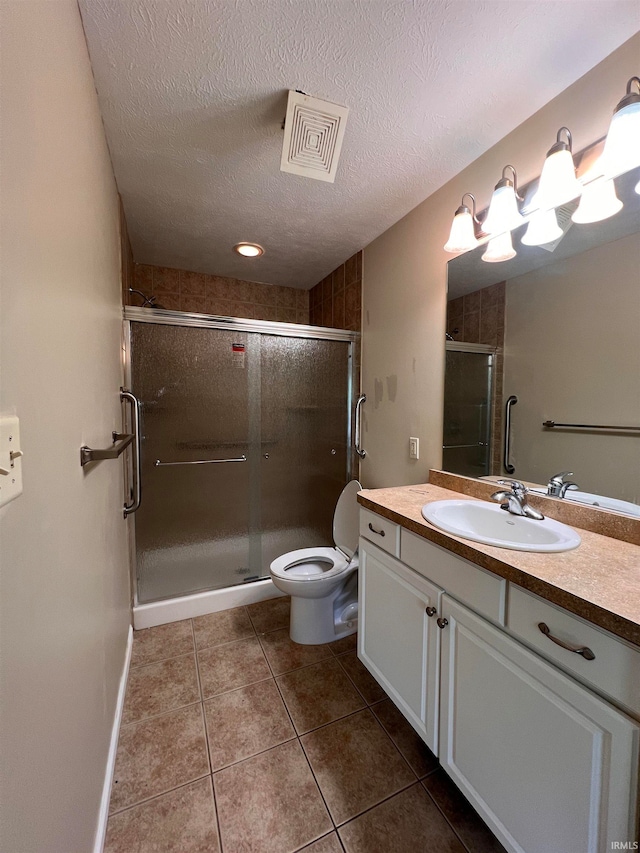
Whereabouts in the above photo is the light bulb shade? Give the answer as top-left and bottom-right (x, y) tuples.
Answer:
(444, 210), (478, 253)
(482, 184), (524, 235)
(601, 100), (640, 178)
(481, 231), (516, 263)
(572, 177), (623, 224)
(536, 148), (582, 209)
(521, 209), (563, 246)
(635, 178), (640, 196)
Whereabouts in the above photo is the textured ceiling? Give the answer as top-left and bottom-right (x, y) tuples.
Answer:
(79, 0), (639, 289)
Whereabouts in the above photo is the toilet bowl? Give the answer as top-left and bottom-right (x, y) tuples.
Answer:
(270, 480), (362, 645)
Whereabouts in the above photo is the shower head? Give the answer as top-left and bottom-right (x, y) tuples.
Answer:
(129, 287), (163, 309)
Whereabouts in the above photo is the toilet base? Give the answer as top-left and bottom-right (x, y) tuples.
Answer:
(289, 572), (358, 645)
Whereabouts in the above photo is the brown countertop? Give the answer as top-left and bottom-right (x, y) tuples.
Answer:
(358, 483), (640, 648)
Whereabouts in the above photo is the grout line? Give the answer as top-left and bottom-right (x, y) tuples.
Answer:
(367, 706), (421, 782)
(297, 730), (338, 831)
(194, 629), (258, 655)
(120, 697), (203, 730)
(333, 778), (421, 830)
(333, 651), (381, 708)
(420, 775), (477, 853)
(108, 772), (211, 818)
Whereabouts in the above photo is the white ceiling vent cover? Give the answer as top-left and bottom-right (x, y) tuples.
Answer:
(280, 91), (349, 184)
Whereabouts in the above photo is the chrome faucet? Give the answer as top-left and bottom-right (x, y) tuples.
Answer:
(547, 471), (579, 498)
(491, 479), (545, 520)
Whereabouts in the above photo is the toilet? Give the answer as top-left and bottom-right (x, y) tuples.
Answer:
(269, 480), (362, 645)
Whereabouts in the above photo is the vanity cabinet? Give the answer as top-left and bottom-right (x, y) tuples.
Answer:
(358, 510), (640, 853)
(358, 539), (440, 752)
(439, 594), (638, 853)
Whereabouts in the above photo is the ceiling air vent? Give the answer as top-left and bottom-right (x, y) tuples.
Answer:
(280, 90), (349, 183)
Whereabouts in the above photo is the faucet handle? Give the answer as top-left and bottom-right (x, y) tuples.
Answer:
(549, 471), (573, 484)
(497, 479), (527, 496)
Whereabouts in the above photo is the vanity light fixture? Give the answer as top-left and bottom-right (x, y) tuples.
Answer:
(536, 127), (582, 209)
(521, 207), (563, 246)
(233, 242), (264, 257)
(443, 193), (482, 254)
(481, 231), (516, 263)
(572, 175), (623, 224)
(601, 77), (640, 178)
(482, 165), (524, 236)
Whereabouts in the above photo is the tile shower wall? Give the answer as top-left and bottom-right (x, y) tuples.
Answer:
(447, 281), (505, 474)
(129, 264), (310, 325)
(309, 252), (362, 332)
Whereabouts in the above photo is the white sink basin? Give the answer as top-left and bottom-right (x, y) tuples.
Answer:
(422, 499), (581, 553)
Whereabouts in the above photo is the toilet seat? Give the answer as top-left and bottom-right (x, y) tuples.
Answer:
(270, 546), (351, 582)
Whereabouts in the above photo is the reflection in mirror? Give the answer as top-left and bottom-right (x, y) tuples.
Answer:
(445, 166), (640, 516)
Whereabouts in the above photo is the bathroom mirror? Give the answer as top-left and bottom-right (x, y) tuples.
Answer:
(445, 164), (640, 515)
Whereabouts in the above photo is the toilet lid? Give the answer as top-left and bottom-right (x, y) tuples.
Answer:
(333, 479), (362, 559)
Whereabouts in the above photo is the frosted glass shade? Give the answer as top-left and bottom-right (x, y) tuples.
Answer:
(482, 185), (524, 235)
(601, 100), (640, 178)
(635, 178), (640, 196)
(572, 177), (623, 224)
(521, 209), (563, 246)
(444, 210), (478, 253)
(536, 148), (582, 209)
(481, 232), (516, 263)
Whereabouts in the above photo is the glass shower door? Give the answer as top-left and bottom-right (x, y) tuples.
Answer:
(259, 335), (351, 569)
(130, 321), (353, 604)
(131, 323), (258, 603)
(443, 349), (494, 478)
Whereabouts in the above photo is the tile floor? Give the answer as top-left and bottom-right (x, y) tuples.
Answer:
(106, 597), (507, 853)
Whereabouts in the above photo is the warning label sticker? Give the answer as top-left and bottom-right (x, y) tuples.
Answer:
(231, 343), (246, 368)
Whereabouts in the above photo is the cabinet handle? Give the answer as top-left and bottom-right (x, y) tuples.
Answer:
(538, 623), (595, 660)
(425, 606), (437, 617)
(436, 617), (449, 629)
(368, 522), (385, 537)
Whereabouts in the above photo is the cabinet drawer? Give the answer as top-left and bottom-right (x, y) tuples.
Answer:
(508, 586), (640, 717)
(359, 508), (400, 557)
(400, 529), (506, 624)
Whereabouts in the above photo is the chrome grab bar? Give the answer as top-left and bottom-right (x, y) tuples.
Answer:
(503, 395), (517, 475)
(155, 456), (247, 467)
(80, 432), (134, 467)
(543, 420), (640, 432)
(355, 394), (366, 459)
(121, 389), (142, 518)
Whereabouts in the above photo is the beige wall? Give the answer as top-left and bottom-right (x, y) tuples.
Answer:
(361, 33), (640, 488)
(0, 3), (131, 852)
(504, 232), (640, 504)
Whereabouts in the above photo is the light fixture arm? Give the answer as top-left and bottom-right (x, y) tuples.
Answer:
(457, 192), (482, 225)
(547, 126), (573, 156)
(496, 164), (523, 201)
(615, 76), (640, 113)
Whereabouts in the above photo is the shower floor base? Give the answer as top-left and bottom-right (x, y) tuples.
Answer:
(133, 578), (285, 630)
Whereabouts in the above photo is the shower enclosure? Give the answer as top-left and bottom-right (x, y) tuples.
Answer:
(124, 308), (357, 606)
(442, 344), (494, 478)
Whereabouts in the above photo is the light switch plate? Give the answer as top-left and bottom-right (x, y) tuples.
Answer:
(0, 417), (23, 508)
(409, 436), (419, 460)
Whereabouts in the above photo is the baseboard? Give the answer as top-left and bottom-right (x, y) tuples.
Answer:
(93, 624), (133, 853)
(133, 578), (284, 629)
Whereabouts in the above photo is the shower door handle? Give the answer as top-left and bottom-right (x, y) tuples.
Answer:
(121, 388), (142, 517)
(504, 395), (517, 475)
(355, 394), (366, 459)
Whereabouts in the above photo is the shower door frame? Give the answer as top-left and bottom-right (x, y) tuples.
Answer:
(122, 305), (359, 610)
(443, 341), (496, 478)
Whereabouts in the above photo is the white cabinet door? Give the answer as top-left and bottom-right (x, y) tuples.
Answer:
(439, 595), (639, 853)
(358, 538), (441, 753)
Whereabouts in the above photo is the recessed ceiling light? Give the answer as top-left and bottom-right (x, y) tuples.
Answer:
(233, 242), (264, 257)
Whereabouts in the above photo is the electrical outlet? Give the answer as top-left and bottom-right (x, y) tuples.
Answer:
(409, 436), (419, 460)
